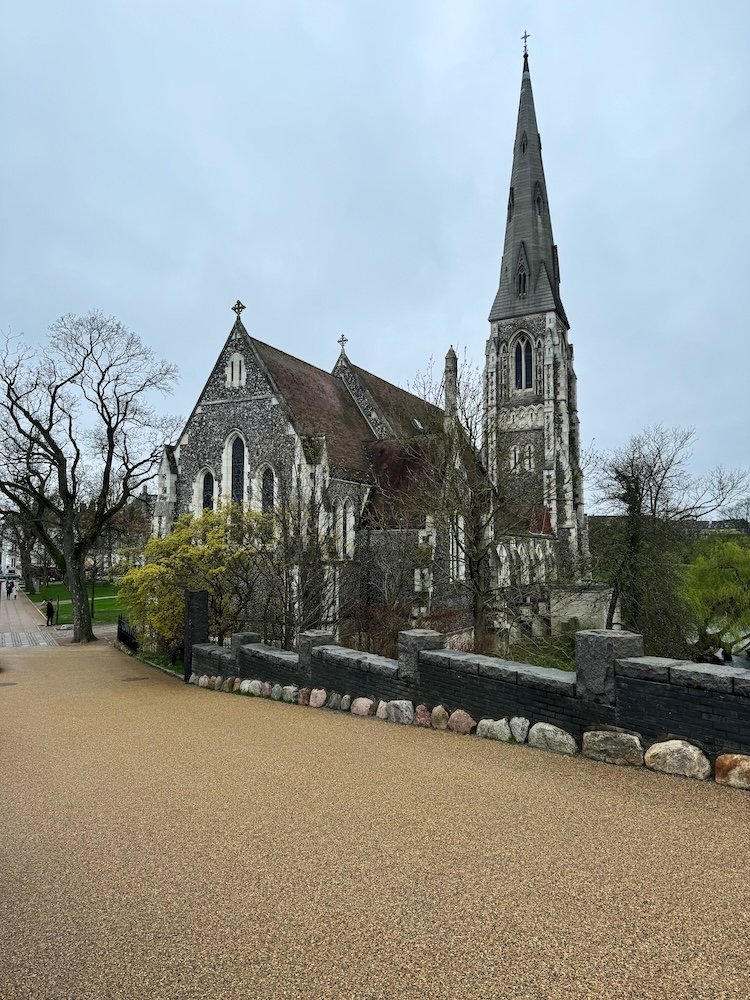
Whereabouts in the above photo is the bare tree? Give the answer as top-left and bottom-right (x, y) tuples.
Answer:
(0, 311), (179, 642)
(590, 425), (748, 653)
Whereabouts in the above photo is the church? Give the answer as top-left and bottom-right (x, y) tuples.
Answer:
(153, 51), (590, 644)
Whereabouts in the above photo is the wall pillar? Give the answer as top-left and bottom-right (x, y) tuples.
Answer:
(298, 629), (336, 683)
(575, 629), (644, 705)
(398, 629), (444, 685)
(184, 589), (209, 683)
(231, 631), (261, 657)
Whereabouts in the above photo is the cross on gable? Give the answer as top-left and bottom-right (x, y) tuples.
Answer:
(232, 299), (245, 317)
(337, 333), (348, 350)
(521, 31), (530, 55)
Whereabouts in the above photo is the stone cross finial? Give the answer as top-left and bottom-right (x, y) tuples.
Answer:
(521, 30), (530, 55)
(337, 333), (348, 350)
(232, 299), (245, 317)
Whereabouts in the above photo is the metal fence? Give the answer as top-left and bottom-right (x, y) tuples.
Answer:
(117, 615), (139, 652)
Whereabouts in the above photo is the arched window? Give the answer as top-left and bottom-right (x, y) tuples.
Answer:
(514, 337), (534, 390)
(261, 468), (275, 514)
(521, 132), (528, 156)
(231, 437), (245, 504)
(535, 193), (543, 216)
(507, 188), (514, 222)
(343, 500), (355, 559)
(516, 265), (527, 297)
(202, 471), (214, 510)
(225, 352), (246, 388)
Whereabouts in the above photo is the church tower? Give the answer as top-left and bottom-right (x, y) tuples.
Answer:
(484, 51), (588, 579)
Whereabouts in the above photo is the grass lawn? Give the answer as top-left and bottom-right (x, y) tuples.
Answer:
(27, 581), (123, 626)
(28, 581), (120, 604)
(50, 597), (123, 626)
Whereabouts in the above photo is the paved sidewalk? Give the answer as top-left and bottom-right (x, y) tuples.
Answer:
(1, 640), (749, 999)
(0, 587), (58, 646)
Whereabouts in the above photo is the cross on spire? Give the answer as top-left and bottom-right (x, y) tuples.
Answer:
(232, 299), (245, 317)
(337, 333), (348, 351)
(521, 30), (530, 55)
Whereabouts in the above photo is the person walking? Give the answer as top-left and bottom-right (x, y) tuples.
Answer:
(11, 581), (17, 599)
(45, 600), (54, 627)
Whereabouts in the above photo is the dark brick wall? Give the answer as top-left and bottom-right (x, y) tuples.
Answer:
(236, 648), (302, 687)
(312, 659), (414, 704)
(419, 660), (614, 740)
(615, 677), (750, 756)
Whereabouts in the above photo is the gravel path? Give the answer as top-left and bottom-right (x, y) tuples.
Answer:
(1, 642), (748, 999)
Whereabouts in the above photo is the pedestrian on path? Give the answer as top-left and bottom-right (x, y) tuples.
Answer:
(12, 582), (17, 599)
(45, 600), (54, 626)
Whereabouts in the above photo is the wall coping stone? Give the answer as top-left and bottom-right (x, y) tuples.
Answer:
(615, 656), (679, 681)
(311, 645), (399, 678)
(420, 649), (481, 675)
(670, 661), (750, 694)
(617, 656), (750, 694)
(515, 662), (576, 694)
(241, 643), (299, 666)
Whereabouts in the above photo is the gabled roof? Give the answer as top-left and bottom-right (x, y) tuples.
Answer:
(349, 364), (444, 439)
(250, 338), (375, 480)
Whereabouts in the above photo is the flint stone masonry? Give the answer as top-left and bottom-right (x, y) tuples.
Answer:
(575, 630), (644, 705)
(582, 730), (644, 768)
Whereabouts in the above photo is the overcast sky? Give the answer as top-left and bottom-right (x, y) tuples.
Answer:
(2, 1), (748, 480)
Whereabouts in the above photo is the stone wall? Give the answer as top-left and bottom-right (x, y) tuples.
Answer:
(615, 657), (750, 756)
(192, 626), (750, 760)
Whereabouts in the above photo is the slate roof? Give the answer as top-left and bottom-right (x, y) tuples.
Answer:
(350, 364), (444, 439)
(250, 338), (376, 480)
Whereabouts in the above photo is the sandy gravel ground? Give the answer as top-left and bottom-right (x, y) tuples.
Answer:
(1, 641), (748, 1000)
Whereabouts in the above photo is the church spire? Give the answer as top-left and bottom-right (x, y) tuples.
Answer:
(489, 53), (567, 325)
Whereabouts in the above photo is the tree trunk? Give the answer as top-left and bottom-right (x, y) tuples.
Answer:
(18, 536), (36, 595)
(64, 544), (96, 643)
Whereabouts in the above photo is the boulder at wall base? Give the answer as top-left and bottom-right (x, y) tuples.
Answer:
(413, 704), (432, 728)
(239, 679), (252, 694)
(232, 677), (242, 693)
(259, 681), (273, 698)
(448, 709), (477, 735)
(476, 718), (512, 742)
(282, 685), (299, 704)
(714, 754), (750, 789)
(583, 730), (644, 768)
(644, 740), (711, 780)
(221, 677), (235, 693)
(431, 705), (450, 730)
(198, 675), (209, 688)
(509, 717), (530, 743)
(211, 677), (223, 691)
(528, 723), (578, 756)
(309, 688), (327, 708)
(351, 697), (375, 717)
(326, 691), (342, 711)
(248, 680), (263, 696)
(375, 701), (388, 720)
(340, 694), (352, 712)
(270, 684), (284, 701)
(298, 687), (311, 706)
(189, 673), (198, 685)
(385, 700), (414, 725)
